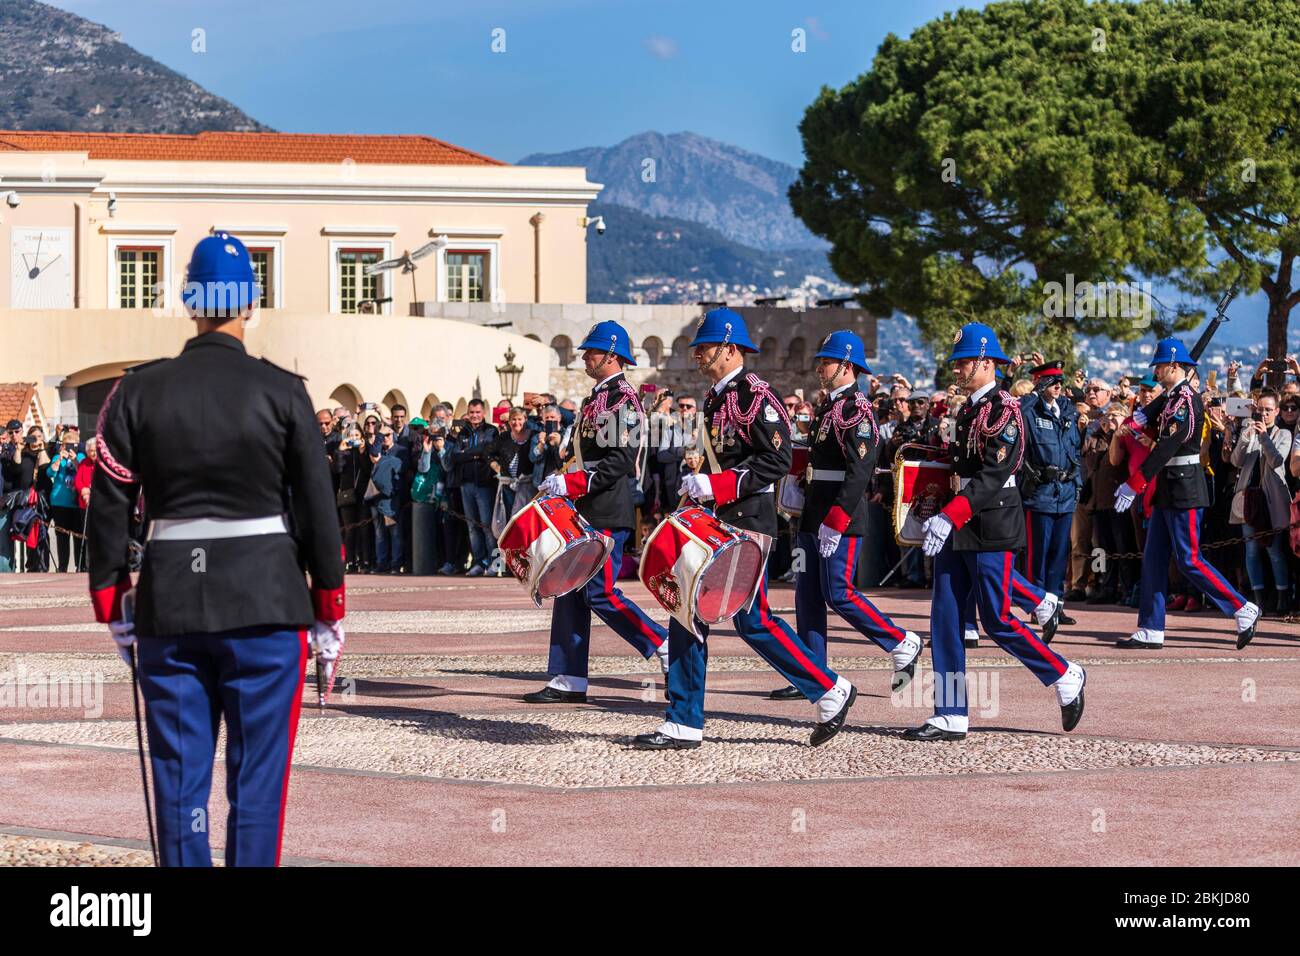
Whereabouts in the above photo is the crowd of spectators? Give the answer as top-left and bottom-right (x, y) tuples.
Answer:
(4, 351), (1299, 616)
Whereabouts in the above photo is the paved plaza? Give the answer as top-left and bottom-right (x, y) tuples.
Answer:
(1, 573), (1296, 866)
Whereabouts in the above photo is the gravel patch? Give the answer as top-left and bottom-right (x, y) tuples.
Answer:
(3, 713), (1293, 790)
(0, 833), (153, 867)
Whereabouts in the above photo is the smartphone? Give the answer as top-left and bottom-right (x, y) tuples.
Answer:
(1225, 396), (1255, 418)
(1265, 358), (1288, 374)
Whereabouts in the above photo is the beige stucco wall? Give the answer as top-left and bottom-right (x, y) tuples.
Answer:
(0, 308), (551, 424)
(0, 152), (597, 313)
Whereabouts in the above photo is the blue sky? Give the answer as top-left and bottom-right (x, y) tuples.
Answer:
(49, 0), (1291, 346)
(54, 0), (965, 166)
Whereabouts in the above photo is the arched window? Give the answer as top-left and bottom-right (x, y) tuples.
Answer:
(330, 384), (362, 413)
(421, 393), (440, 419)
(550, 335), (573, 369)
(759, 337), (778, 370)
(669, 335), (692, 370)
(785, 337), (806, 371)
(382, 389), (409, 416)
(642, 336), (664, 369)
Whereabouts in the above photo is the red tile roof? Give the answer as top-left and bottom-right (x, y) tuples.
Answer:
(0, 131), (505, 166)
(0, 383), (37, 427)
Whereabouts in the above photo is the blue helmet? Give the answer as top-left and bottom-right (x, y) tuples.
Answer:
(813, 329), (872, 374)
(1149, 336), (1197, 368)
(946, 322), (1012, 364)
(689, 307), (758, 353)
(577, 319), (636, 365)
(182, 232), (260, 318)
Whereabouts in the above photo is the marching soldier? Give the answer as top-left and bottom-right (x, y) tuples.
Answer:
(86, 233), (345, 866)
(909, 323), (1086, 741)
(531, 321), (669, 701)
(959, 566), (1063, 648)
(1112, 337), (1260, 649)
(634, 308), (857, 750)
(770, 330), (921, 700)
(1018, 360), (1082, 605)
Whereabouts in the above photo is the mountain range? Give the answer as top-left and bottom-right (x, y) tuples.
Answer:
(0, 0), (266, 133)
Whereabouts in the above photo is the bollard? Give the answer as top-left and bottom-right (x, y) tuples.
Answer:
(411, 501), (439, 575)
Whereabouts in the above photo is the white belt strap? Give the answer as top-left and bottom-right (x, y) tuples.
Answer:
(959, 475), (1016, 491)
(147, 514), (289, 541)
(1166, 454), (1200, 467)
(811, 469), (845, 481)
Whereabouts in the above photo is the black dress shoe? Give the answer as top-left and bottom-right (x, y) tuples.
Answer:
(1086, 590), (1117, 605)
(522, 686), (587, 704)
(809, 686), (857, 747)
(1064, 589), (1087, 603)
(903, 722), (966, 742)
(1042, 602), (1063, 644)
(631, 731), (700, 750)
(1058, 613), (1077, 626)
(1236, 623), (1257, 650)
(769, 684), (802, 700)
(891, 659), (917, 694)
(1114, 637), (1162, 649)
(964, 635), (980, 648)
(1060, 670), (1086, 732)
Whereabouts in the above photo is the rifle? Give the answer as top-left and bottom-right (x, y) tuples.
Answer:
(1188, 285), (1238, 362)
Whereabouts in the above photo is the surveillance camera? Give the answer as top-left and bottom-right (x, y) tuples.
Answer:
(107, 192), (118, 216)
(4, 192), (19, 208)
(595, 219), (606, 235)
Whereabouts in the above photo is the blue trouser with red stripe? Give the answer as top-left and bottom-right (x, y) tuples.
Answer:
(962, 566), (1047, 632)
(795, 532), (907, 668)
(1024, 509), (1073, 596)
(1139, 507), (1245, 632)
(932, 544), (1069, 720)
(667, 573), (839, 731)
(136, 627), (307, 867)
(548, 529), (666, 680)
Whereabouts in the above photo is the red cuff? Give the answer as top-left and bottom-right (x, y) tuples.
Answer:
(564, 470), (590, 497)
(710, 470), (740, 507)
(90, 577), (132, 624)
(940, 494), (973, 530)
(1127, 471), (1148, 494)
(823, 505), (852, 533)
(312, 586), (346, 622)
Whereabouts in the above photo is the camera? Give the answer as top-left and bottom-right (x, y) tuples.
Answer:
(4, 192), (19, 209)
(25, 434), (39, 446)
(1265, 358), (1288, 374)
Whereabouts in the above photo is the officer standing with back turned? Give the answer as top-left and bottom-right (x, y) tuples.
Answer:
(86, 233), (346, 866)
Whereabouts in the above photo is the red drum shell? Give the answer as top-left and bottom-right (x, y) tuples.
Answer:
(497, 495), (611, 604)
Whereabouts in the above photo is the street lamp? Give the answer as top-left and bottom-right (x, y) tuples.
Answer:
(496, 346), (523, 404)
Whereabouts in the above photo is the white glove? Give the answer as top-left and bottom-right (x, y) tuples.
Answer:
(539, 474), (568, 497)
(679, 472), (714, 502)
(921, 514), (953, 557)
(817, 523), (842, 558)
(1113, 482), (1137, 514)
(311, 620), (346, 662)
(108, 619), (136, 666)
(1131, 408), (1147, 427)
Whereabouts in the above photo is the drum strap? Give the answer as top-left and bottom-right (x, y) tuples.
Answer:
(702, 427), (723, 476)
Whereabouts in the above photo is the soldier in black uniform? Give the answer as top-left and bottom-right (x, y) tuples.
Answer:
(906, 322), (1085, 741)
(527, 320), (668, 701)
(768, 330), (921, 701)
(1113, 337), (1259, 649)
(633, 309), (858, 750)
(86, 233), (345, 866)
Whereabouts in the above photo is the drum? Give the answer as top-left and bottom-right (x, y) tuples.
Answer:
(639, 505), (769, 639)
(497, 495), (614, 607)
(776, 445), (810, 519)
(892, 445), (953, 546)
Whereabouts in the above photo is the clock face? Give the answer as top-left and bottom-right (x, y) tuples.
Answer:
(10, 228), (73, 309)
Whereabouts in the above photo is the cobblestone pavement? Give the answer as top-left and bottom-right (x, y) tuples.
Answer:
(1, 573), (1297, 866)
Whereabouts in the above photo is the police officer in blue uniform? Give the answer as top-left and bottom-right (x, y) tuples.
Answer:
(771, 330), (921, 701)
(633, 309), (858, 749)
(87, 234), (346, 866)
(530, 321), (669, 701)
(1018, 360), (1081, 599)
(1113, 337), (1260, 649)
(907, 323), (1086, 741)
